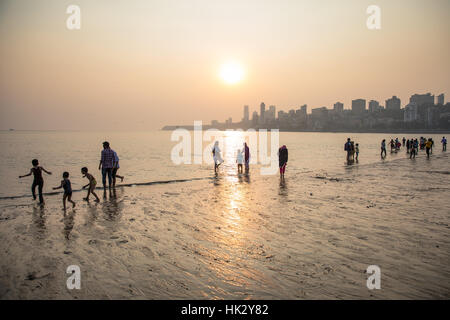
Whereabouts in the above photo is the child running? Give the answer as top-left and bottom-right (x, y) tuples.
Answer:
(19, 159), (52, 204)
(53, 172), (75, 210)
(81, 167), (100, 202)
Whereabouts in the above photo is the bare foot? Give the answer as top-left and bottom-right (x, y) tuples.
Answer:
(120, 177), (124, 182)
(83, 197), (89, 201)
(72, 202), (76, 208)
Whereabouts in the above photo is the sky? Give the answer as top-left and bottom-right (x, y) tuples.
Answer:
(0, 0), (449, 130)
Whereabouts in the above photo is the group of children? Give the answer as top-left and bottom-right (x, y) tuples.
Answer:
(19, 159), (100, 210)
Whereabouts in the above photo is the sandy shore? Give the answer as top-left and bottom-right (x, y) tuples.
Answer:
(1, 152), (449, 299)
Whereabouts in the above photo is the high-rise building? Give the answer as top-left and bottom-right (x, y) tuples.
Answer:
(333, 102), (344, 112)
(300, 105), (307, 114)
(243, 105), (249, 122)
(352, 99), (366, 113)
(267, 105), (276, 121)
(385, 96), (401, 111)
(437, 94), (445, 105)
(260, 102), (266, 124)
(409, 93), (434, 106)
(252, 111), (259, 125)
(368, 100), (380, 112)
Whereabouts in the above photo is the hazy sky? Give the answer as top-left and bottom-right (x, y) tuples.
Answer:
(0, 0), (449, 130)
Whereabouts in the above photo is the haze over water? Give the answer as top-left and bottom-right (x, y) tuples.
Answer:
(0, 131), (449, 299)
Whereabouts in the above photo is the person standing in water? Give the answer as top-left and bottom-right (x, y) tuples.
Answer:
(425, 138), (432, 158)
(442, 136), (447, 151)
(99, 141), (115, 192)
(19, 159), (52, 204)
(355, 143), (360, 161)
(244, 142), (250, 175)
(278, 145), (288, 179)
(410, 139), (416, 159)
(236, 149), (244, 174)
(402, 137), (406, 147)
(381, 139), (387, 158)
(212, 141), (223, 173)
(112, 150), (124, 187)
(344, 138), (352, 162)
(53, 171), (75, 210)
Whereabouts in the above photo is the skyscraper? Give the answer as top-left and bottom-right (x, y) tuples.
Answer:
(385, 96), (401, 111)
(368, 100), (380, 112)
(260, 102), (266, 124)
(351, 99), (366, 113)
(243, 105), (249, 122)
(437, 94), (445, 105)
(409, 93), (434, 106)
(333, 102), (344, 112)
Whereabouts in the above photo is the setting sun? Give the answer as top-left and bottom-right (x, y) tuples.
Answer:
(220, 61), (244, 85)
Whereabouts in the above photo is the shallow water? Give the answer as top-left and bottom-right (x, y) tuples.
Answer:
(0, 131), (449, 299)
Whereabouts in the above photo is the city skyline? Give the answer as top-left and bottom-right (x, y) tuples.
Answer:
(1, 0), (449, 131)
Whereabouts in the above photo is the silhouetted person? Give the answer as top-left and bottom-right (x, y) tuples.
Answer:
(19, 159), (52, 204)
(99, 141), (115, 192)
(278, 145), (288, 179)
(380, 139), (387, 158)
(442, 136), (447, 151)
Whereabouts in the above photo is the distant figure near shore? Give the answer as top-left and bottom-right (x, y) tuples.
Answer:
(99, 141), (115, 192)
(236, 149), (244, 174)
(344, 138), (352, 162)
(426, 138), (432, 158)
(442, 136), (447, 151)
(244, 142), (250, 175)
(212, 141), (223, 173)
(278, 145), (288, 179)
(355, 143), (360, 161)
(409, 139), (416, 159)
(19, 159), (52, 205)
(381, 139), (387, 158)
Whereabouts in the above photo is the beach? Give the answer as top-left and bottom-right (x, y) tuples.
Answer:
(0, 131), (449, 299)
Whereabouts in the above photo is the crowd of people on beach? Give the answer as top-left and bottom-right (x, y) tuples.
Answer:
(19, 141), (124, 210)
(18, 135), (447, 210)
(378, 136), (447, 160)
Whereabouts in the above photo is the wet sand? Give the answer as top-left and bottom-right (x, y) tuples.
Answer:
(1, 151), (449, 299)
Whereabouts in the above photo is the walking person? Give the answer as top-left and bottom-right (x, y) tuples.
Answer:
(355, 143), (360, 161)
(278, 145), (288, 179)
(442, 136), (447, 151)
(112, 150), (124, 187)
(244, 142), (250, 175)
(410, 139), (416, 159)
(381, 139), (387, 158)
(99, 141), (115, 193)
(19, 159), (52, 205)
(425, 138), (432, 158)
(212, 141), (223, 173)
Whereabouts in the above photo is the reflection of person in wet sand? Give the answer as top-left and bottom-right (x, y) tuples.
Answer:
(81, 167), (100, 202)
(212, 141), (224, 173)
